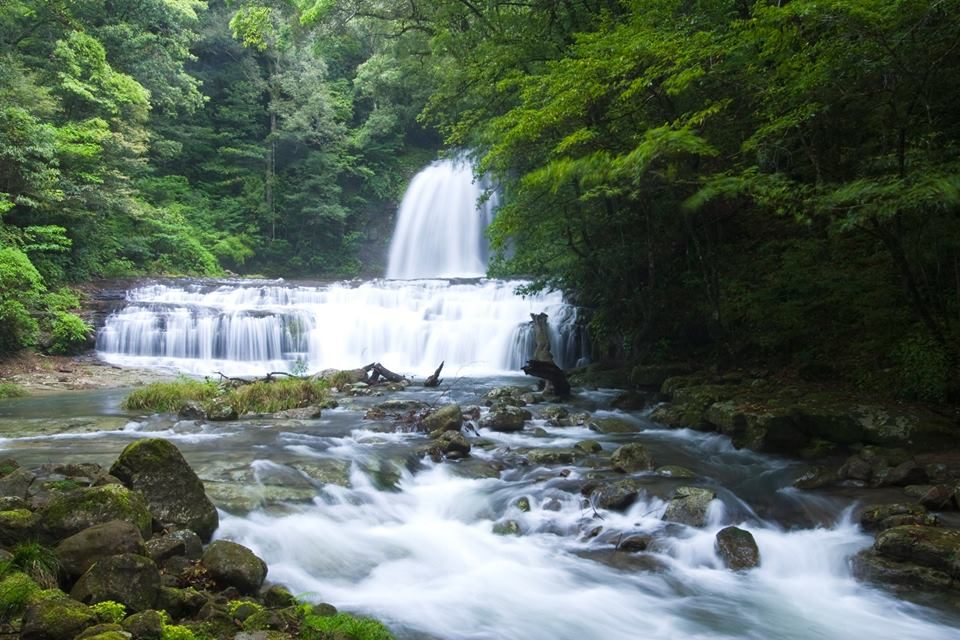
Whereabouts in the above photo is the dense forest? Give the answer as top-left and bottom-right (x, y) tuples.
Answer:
(1, 0), (959, 401)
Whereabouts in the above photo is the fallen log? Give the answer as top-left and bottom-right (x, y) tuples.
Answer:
(362, 361), (405, 384)
(522, 359), (571, 398)
(424, 361), (444, 387)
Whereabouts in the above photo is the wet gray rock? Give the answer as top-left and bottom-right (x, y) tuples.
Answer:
(205, 398), (238, 421)
(109, 438), (219, 542)
(655, 465), (697, 479)
(574, 439), (603, 454)
(610, 443), (655, 473)
(121, 610), (164, 640)
(873, 525), (960, 579)
(662, 487), (716, 527)
(71, 553), (161, 612)
(479, 406), (531, 432)
(852, 550), (954, 591)
(290, 459), (351, 488)
(588, 418), (639, 434)
(272, 406), (323, 420)
(177, 402), (205, 421)
(715, 526), (760, 570)
(526, 449), (578, 465)
(422, 431), (471, 461)
(55, 520), (146, 578)
(423, 404), (463, 434)
(619, 535), (652, 552)
(201, 540), (268, 595)
(590, 478), (644, 511)
(905, 484), (956, 510)
(144, 529), (203, 564)
(0, 507), (38, 545)
(0, 466), (36, 500)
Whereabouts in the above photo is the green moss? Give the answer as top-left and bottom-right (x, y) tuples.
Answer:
(45, 479), (83, 492)
(301, 613), (394, 640)
(0, 508), (36, 527)
(0, 572), (41, 621)
(41, 484), (151, 538)
(161, 624), (197, 640)
(90, 600), (127, 624)
(0, 542), (59, 588)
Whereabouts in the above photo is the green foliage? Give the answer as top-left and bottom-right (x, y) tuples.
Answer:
(122, 378), (220, 413)
(91, 600), (127, 624)
(0, 246), (44, 353)
(47, 312), (92, 355)
(161, 624), (198, 640)
(0, 572), (41, 621)
(224, 377), (329, 414)
(301, 612), (395, 640)
(893, 332), (952, 403)
(0, 383), (27, 399)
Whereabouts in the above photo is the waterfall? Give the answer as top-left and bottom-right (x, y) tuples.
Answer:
(97, 157), (588, 377)
(96, 280), (583, 377)
(386, 157), (496, 279)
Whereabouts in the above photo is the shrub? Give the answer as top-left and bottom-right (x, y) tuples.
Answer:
(47, 311), (92, 354)
(893, 331), (951, 403)
(0, 383), (27, 399)
(91, 600), (127, 624)
(0, 247), (44, 354)
(300, 613), (395, 640)
(224, 378), (328, 414)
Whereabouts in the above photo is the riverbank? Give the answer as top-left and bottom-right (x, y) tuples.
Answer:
(0, 352), (177, 395)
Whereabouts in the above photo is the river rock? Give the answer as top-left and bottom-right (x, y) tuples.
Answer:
(619, 535), (652, 552)
(656, 465), (697, 479)
(71, 553), (161, 612)
(715, 526), (760, 570)
(423, 431), (471, 461)
(492, 520), (521, 536)
(574, 440), (603, 454)
(871, 460), (928, 487)
(0, 466), (36, 500)
(874, 525), (960, 578)
(611, 391), (652, 410)
(860, 504), (934, 532)
(76, 625), (125, 640)
(109, 438), (219, 542)
(423, 404), (463, 434)
(479, 406), (530, 432)
(610, 443), (655, 473)
(662, 487), (716, 527)
(144, 529), (203, 564)
(55, 520), (146, 578)
(906, 484), (957, 510)
(526, 448), (578, 465)
(177, 402), (206, 421)
(200, 540), (268, 595)
(589, 478), (644, 511)
(272, 406), (323, 420)
(205, 398), (238, 421)
(39, 484), (152, 541)
(852, 549), (954, 591)
(290, 460), (351, 488)
(588, 418), (639, 434)
(0, 507), (38, 545)
(121, 610), (164, 640)
(21, 596), (98, 640)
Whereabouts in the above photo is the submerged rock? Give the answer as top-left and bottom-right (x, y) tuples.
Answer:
(588, 418), (639, 434)
(655, 465), (697, 479)
(109, 438), (219, 542)
(610, 443), (655, 473)
(422, 431), (471, 461)
(589, 478), (645, 511)
(662, 487), (716, 527)
(526, 448), (578, 465)
(715, 526), (760, 570)
(852, 549), (954, 591)
(492, 520), (521, 536)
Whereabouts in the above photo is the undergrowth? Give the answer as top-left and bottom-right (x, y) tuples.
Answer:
(122, 376), (329, 415)
(0, 542), (60, 588)
(300, 612), (395, 640)
(0, 382), (27, 399)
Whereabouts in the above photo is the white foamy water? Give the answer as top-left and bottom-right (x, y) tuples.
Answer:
(217, 463), (959, 640)
(387, 157), (496, 279)
(96, 279), (581, 377)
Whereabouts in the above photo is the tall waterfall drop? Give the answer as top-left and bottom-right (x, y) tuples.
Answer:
(387, 157), (495, 279)
(97, 158), (583, 377)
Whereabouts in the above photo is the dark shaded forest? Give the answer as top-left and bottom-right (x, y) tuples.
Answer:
(2, 0), (959, 401)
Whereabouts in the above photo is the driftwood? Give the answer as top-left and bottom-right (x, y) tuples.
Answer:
(214, 370), (302, 386)
(424, 361), (444, 387)
(362, 361), (405, 384)
(522, 359), (571, 398)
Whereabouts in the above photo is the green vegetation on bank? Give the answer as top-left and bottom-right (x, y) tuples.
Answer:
(122, 377), (329, 415)
(301, 611), (395, 640)
(0, 383), (27, 399)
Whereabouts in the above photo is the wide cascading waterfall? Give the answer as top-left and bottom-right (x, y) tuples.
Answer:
(98, 156), (586, 376)
(386, 157), (496, 279)
(96, 279), (583, 377)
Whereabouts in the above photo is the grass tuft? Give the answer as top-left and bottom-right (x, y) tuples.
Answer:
(0, 572), (40, 621)
(0, 542), (60, 589)
(122, 378), (219, 412)
(301, 612), (395, 640)
(0, 382), (27, 399)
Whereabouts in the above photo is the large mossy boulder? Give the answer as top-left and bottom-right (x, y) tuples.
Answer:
(715, 526), (760, 570)
(662, 487), (716, 527)
(200, 540), (267, 595)
(479, 406), (530, 432)
(852, 550), (955, 591)
(0, 507), (39, 545)
(121, 610), (165, 640)
(704, 400), (808, 453)
(39, 484), (151, 541)
(70, 553), (161, 612)
(109, 438), (219, 542)
(859, 504), (935, 532)
(873, 525), (960, 578)
(422, 404), (463, 434)
(55, 520), (146, 578)
(21, 596), (98, 640)
(610, 443), (655, 473)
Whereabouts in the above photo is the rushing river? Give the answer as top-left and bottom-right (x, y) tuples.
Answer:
(2, 157), (959, 638)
